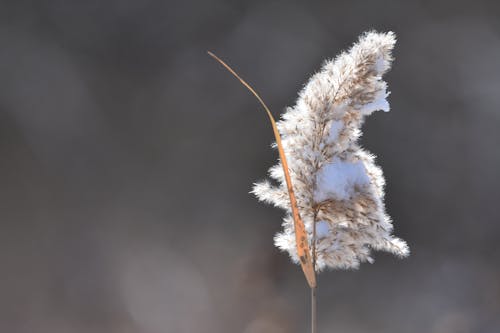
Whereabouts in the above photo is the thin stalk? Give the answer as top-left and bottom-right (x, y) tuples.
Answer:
(312, 211), (318, 333)
(311, 286), (317, 333)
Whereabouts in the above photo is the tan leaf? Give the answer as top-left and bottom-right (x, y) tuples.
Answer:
(208, 51), (316, 288)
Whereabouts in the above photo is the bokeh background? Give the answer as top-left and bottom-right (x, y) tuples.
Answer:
(1, 0), (499, 332)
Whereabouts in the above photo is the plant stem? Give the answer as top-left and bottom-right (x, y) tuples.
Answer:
(311, 213), (317, 333)
(311, 285), (317, 333)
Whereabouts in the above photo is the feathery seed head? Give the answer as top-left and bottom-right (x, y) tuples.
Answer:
(252, 31), (409, 270)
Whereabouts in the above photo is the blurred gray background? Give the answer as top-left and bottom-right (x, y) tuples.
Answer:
(1, 0), (499, 332)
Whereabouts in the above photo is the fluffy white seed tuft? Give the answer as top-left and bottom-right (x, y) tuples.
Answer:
(253, 31), (409, 270)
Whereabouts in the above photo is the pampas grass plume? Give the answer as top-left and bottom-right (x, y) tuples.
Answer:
(252, 31), (409, 271)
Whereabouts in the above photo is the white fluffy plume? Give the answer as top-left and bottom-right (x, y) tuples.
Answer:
(252, 31), (409, 270)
